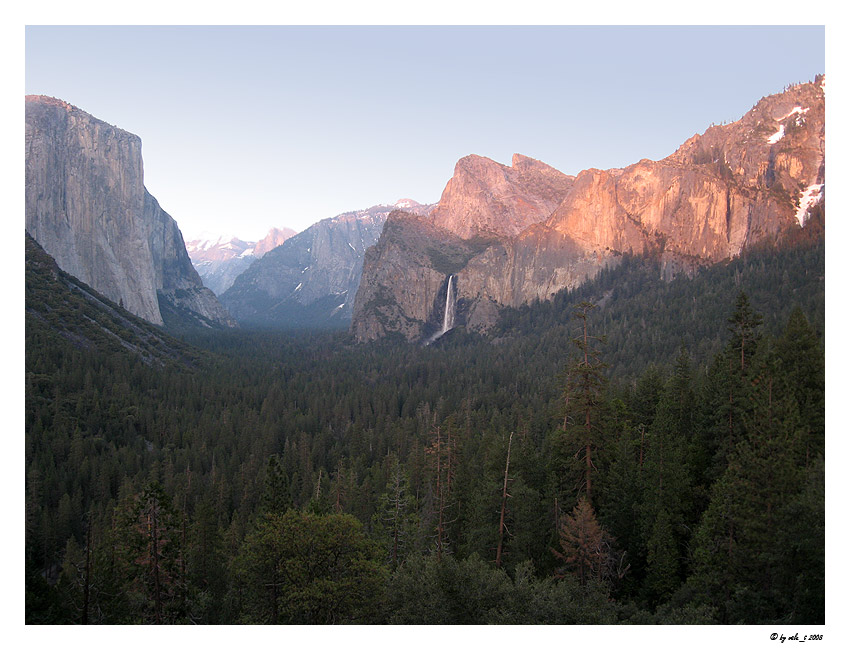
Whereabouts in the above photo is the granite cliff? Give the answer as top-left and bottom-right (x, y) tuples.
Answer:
(352, 78), (825, 342)
(25, 95), (236, 328)
(430, 153), (575, 238)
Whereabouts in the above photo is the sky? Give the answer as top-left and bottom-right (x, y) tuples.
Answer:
(24, 25), (825, 242)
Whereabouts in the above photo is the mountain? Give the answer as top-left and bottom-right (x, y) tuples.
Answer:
(430, 153), (575, 238)
(186, 227), (297, 295)
(25, 95), (237, 329)
(26, 233), (201, 366)
(254, 227), (298, 257)
(220, 200), (434, 328)
(352, 77), (825, 343)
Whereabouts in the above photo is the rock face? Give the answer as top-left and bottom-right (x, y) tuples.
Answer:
(221, 201), (434, 328)
(187, 227), (297, 296)
(25, 95), (236, 328)
(352, 78), (826, 342)
(254, 227), (297, 257)
(351, 211), (498, 341)
(430, 153), (575, 238)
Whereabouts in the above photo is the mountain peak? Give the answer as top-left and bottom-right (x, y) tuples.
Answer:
(394, 198), (421, 209)
(431, 153), (575, 239)
(254, 227), (297, 257)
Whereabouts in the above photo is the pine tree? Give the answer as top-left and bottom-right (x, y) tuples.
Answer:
(774, 306), (824, 458)
(689, 354), (809, 623)
(701, 294), (765, 478)
(643, 506), (679, 606)
(372, 453), (418, 567)
(558, 302), (608, 504)
(727, 292), (763, 373)
(259, 455), (291, 517)
(552, 497), (619, 586)
(188, 497), (226, 622)
(116, 482), (185, 623)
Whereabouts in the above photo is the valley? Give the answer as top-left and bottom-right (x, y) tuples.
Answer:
(24, 72), (825, 626)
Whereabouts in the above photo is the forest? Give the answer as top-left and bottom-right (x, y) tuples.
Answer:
(25, 233), (825, 625)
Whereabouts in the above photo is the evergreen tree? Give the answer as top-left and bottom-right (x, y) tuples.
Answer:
(554, 302), (608, 506)
(187, 497), (227, 622)
(774, 307), (825, 458)
(116, 482), (186, 623)
(643, 506), (679, 606)
(552, 497), (620, 586)
(233, 510), (387, 624)
(259, 455), (291, 517)
(371, 453), (418, 567)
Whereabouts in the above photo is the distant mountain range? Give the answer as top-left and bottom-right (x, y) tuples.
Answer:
(186, 227), (297, 296)
(219, 200), (434, 329)
(351, 77), (826, 342)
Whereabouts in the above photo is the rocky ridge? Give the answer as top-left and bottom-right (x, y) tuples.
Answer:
(430, 153), (575, 238)
(25, 95), (236, 328)
(221, 200), (434, 328)
(186, 227), (297, 295)
(352, 78), (825, 342)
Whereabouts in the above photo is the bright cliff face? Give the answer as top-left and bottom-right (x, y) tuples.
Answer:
(25, 95), (236, 328)
(351, 78), (825, 342)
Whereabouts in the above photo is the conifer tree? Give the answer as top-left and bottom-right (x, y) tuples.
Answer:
(552, 496), (618, 586)
(259, 455), (291, 517)
(728, 292), (763, 373)
(774, 306), (824, 458)
(116, 482), (185, 623)
(372, 453), (418, 567)
(188, 497), (226, 622)
(643, 506), (679, 606)
(689, 342), (811, 623)
(558, 301), (607, 504)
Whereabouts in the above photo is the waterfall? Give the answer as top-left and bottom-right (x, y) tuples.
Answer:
(442, 274), (456, 334)
(424, 274), (456, 345)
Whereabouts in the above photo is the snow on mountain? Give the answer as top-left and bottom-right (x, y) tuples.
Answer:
(187, 226), (296, 295)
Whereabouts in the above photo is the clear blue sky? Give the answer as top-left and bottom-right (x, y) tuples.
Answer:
(25, 25), (824, 241)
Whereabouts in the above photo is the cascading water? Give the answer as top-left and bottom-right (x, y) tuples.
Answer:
(424, 274), (456, 345)
(442, 274), (456, 334)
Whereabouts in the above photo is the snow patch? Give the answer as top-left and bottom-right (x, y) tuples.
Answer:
(294, 282), (303, 292)
(781, 106), (809, 120)
(239, 248), (254, 258)
(767, 125), (785, 144)
(348, 242), (356, 251)
(795, 184), (823, 227)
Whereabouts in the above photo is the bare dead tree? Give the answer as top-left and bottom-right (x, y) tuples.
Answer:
(495, 432), (514, 568)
